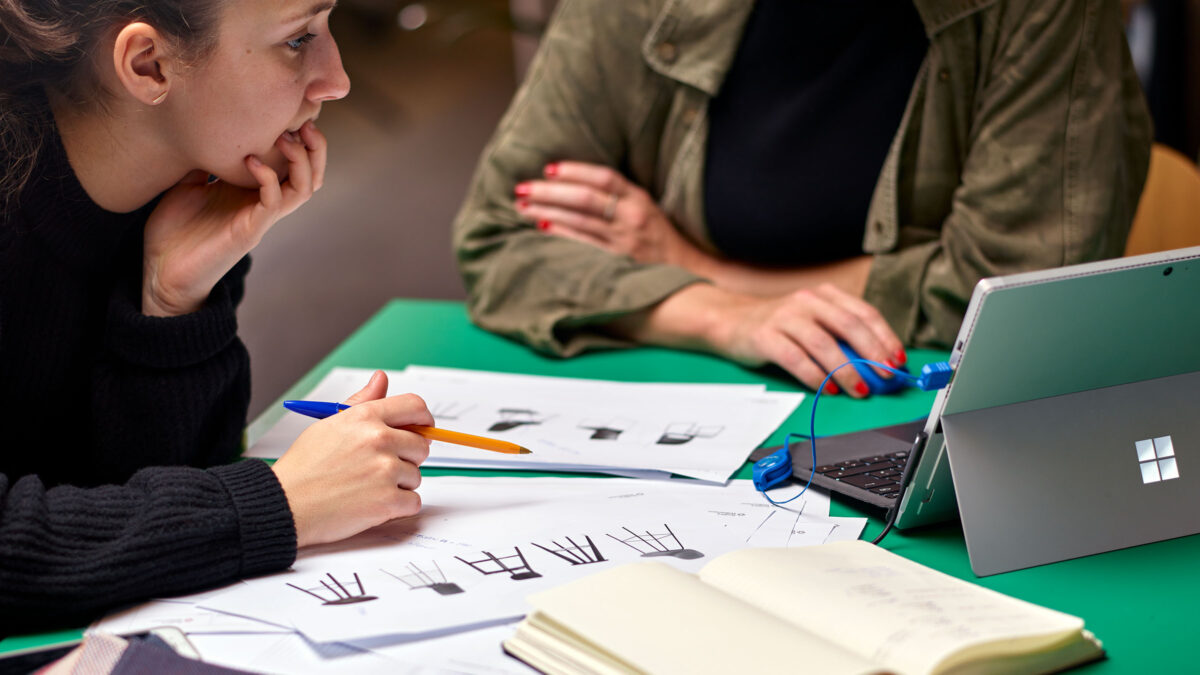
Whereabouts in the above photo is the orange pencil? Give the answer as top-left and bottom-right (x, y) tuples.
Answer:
(405, 425), (532, 455)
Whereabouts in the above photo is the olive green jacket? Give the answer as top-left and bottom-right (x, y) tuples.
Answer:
(453, 0), (1152, 354)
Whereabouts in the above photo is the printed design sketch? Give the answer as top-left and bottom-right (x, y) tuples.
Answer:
(456, 547), (543, 580)
(608, 524), (704, 560)
(578, 417), (633, 440)
(429, 400), (475, 421)
(287, 573), (378, 606)
(657, 422), (724, 445)
(748, 510), (778, 544)
(381, 561), (464, 596)
(531, 535), (608, 566)
(488, 408), (545, 432)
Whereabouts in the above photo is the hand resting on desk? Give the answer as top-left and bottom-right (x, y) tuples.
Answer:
(271, 370), (432, 548)
(611, 282), (904, 398)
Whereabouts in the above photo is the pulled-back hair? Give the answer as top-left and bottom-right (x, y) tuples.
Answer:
(0, 0), (223, 205)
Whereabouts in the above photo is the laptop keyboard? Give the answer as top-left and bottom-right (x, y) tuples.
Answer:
(814, 450), (911, 499)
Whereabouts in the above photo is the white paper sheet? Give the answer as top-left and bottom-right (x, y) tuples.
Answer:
(188, 623), (534, 674)
(93, 599), (290, 637)
(197, 477), (841, 644)
(248, 367), (804, 483)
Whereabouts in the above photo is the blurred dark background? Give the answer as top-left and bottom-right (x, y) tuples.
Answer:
(1123, 0), (1200, 158)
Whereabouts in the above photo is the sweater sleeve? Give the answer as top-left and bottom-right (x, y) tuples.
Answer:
(0, 459), (296, 636)
(87, 256), (253, 483)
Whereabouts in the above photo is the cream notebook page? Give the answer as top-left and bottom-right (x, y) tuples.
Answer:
(698, 541), (1086, 674)
(526, 561), (887, 675)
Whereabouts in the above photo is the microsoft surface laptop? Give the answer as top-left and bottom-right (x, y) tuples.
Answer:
(753, 246), (1200, 576)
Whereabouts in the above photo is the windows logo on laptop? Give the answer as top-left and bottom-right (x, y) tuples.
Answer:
(1137, 436), (1179, 484)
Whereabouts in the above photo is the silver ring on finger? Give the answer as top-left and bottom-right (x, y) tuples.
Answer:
(602, 194), (619, 221)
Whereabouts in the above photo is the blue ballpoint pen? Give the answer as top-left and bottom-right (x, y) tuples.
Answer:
(283, 400), (349, 419)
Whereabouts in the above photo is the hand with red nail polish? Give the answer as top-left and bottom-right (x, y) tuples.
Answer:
(509, 161), (701, 267)
(614, 282), (906, 398)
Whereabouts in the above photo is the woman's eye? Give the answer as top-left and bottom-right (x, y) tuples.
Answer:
(286, 33), (317, 50)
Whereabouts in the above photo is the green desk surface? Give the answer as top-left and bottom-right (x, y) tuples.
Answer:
(6, 299), (1198, 671)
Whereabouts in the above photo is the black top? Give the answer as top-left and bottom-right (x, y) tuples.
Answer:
(0, 102), (296, 635)
(704, 0), (928, 266)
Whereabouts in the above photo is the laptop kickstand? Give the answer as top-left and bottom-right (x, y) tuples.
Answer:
(871, 430), (928, 546)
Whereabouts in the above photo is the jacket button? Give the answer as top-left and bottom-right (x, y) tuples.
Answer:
(938, 69), (950, 82)
(656, 42), (678, 64)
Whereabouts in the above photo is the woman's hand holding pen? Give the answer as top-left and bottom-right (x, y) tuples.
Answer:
(271, 370), (433, 549)
(140, 121), (328, 317)
(515, 161), (706, 270)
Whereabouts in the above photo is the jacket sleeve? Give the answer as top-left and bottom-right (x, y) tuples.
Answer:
(864, 0), (1153, 347)
(452, 0), (701, 357)
(0, 459), (296, 636)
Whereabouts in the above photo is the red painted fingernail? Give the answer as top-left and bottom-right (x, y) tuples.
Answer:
(824, 381), (839, 395)
(544, 163), (559, 177)
(514, 183), (532, 197)
(894, 349), (907, 366)
(884, 359), (897, 369)
(515, 199), (529, 210)
(855, 382), (870, 397)
(537, 220), (551, 231)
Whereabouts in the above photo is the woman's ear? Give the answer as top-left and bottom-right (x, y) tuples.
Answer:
(111, 22), (172, 106)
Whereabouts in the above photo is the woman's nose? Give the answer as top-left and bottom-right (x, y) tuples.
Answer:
(309, 39), (351, 102)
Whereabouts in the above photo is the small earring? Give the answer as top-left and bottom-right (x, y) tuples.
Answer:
(151, 90), (168, 105)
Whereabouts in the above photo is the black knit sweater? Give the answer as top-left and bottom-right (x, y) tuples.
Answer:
(0, 112), (297, 636)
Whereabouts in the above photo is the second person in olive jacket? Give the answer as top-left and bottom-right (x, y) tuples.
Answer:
(453, 0), (1152, 396)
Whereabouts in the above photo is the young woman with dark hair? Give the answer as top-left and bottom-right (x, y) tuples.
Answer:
(0, 0), (433, 634)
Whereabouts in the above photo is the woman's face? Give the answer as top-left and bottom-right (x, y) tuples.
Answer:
(169, 0), (351, 187)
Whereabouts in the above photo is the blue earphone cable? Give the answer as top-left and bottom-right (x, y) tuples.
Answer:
(760, 432), (813, 506)
(759, 358), (936, 506)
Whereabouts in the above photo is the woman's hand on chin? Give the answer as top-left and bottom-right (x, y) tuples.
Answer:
(140, 121), (328, 317)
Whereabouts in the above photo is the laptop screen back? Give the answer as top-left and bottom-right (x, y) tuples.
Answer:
(912, 247), (1200, 575)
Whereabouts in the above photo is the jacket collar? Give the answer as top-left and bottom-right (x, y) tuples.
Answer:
(911, 0), (1001, 37)
(641, 0), (998, 95)
(641, 0), (755, 96)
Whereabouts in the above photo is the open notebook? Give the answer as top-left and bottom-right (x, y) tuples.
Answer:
(504, 541), (1102, 675)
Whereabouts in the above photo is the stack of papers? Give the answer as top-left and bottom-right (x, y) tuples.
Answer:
(248, 366), (805, 483)
(94, 477), (866, 673)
